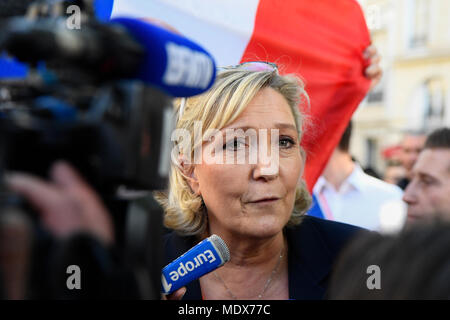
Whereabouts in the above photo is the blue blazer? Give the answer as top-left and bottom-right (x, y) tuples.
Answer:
(164, 216), (364, 300)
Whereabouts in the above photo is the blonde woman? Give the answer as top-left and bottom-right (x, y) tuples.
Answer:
(6, 58), (378, 299)
(160, 62), (364, 300)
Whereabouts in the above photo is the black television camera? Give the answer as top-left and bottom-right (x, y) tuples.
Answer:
(0, 0), (174, 299)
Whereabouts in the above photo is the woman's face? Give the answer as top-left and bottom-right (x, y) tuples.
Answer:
(188, 87), (303, 239)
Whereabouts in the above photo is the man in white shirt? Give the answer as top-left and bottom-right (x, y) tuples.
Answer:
(312, 122), (406, 233)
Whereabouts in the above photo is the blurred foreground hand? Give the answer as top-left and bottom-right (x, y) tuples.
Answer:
(5, 161), (114, 246)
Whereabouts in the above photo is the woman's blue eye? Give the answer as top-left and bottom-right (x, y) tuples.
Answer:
(224, 138), (245, 150)
(223, 136), (295, 150)
(279, 137), (295, 148)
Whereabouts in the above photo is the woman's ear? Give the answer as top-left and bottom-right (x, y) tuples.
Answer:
(186, 168), (200, 196)
(180, 161), (201, 196)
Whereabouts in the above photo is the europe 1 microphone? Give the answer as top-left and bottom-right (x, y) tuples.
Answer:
(161, 234), (230, 295)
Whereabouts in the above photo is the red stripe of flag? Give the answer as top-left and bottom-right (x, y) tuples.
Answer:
(241, 0), (371, 191)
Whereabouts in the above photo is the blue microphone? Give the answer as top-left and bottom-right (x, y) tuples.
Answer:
(1, 17), (216, 97)
(162, 234), (230, 295)
(111, 17), (217, 97)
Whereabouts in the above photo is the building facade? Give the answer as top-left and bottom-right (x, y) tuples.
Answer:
(352, 0), (450, 174)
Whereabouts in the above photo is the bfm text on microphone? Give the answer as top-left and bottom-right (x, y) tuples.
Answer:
(1, 16), (217, 97)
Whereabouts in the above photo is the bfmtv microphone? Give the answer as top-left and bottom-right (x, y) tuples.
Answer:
(111, 17), (217, 97)
(162, 234), (230, 295)
(1, 16), (216, 97)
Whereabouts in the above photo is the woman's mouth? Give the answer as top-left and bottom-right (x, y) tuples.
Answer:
(249, 197), (280, 204)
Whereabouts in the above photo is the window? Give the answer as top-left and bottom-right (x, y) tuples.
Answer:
(408, 77), (448, 131)
(408, 0), (430, 48)
(423, 78), (446, 130)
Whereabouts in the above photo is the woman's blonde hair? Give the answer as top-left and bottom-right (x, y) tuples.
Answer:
(155, 66), (312, 236)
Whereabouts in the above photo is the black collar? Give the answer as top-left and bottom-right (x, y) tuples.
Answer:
(164, 216), (359, 300)
(285, 217), (334, 299)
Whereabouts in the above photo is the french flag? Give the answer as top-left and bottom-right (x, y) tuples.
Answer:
(2, 0), (371, 195)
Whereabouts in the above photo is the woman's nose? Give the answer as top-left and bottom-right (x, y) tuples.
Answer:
(252, 150), (280, 181)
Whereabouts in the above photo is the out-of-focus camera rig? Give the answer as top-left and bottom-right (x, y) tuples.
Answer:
(0, 0), (173, 299)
